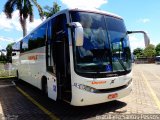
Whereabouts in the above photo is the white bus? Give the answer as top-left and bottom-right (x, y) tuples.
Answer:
(12, 8), (149, 106)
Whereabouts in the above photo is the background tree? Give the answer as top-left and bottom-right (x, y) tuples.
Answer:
(133, 48), (144, 58)
(0, 49), (7, 63)
(0, 53), (6, 63)
(155, 43), (160, 56)
(6, 42), (15, 63)
(143, 44), (156, 58)
(43, 2), (60, 18)
(4, 0), (43, 37)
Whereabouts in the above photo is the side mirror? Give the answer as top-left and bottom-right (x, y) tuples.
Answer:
(127, 31), (150, 47)
(143, 33), (150, 47)
(70, 22), (84, 46)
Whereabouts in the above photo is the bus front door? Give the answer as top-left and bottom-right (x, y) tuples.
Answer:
(54, 37), (71, 102)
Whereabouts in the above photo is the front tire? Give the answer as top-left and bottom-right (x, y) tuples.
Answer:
(42, 77), (48, 96)
(16, 70), (19, 81)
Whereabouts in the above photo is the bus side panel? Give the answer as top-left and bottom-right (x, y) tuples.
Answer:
(19, 53), (31, 84)
(19, 47), (46, 89)
(29, 47), (46, 89)
(18, 46), (58, 100)
(46, 73), (57, 101)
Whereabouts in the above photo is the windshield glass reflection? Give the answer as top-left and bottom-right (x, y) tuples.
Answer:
(70, 11), (131, 75)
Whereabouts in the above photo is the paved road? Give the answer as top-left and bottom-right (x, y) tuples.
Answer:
(0, 79), (50, 120)
(120, 64), (160, 114)
(0, 64), (160, 120)
(136, 64), (160, 101)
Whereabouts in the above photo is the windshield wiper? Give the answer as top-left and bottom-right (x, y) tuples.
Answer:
(114, 57), (127, 72)
(112, 32), (128, 72)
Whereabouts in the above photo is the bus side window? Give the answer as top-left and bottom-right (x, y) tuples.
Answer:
(21, 37), (29, 53)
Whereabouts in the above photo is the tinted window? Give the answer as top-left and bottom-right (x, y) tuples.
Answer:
(21, 37), (29, 52)
(105, 17), (126, 33)
(46, 14), (68, 73)
(12, 42), (20, 51)
(52, 14), (67, 39)
(28, 23), (47, 50)
(20, 23), (47, 53)
(70, 11), (132, 77)
(71, 12), (106, 29)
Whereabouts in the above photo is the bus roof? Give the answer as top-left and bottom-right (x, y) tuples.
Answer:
(68, 8), (122, 19)
(18, 8), (123, 42)
(46, 8), (122, 21)
(46, 8), (123, 26)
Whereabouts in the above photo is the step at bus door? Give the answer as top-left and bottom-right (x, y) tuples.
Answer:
(54, 39), (67, 100)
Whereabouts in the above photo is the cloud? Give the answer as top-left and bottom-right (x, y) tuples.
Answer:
(129, 35), (145, 52)
(0, 10), (45, 49)
(27, 19), (43, 32)
(0, 45), (2, 50)
(138, 18), (150, 23)
(0, 10), (44, 32)
(0, 36), (15, 43)
(0, 36), (15, 50)
(61, 0), (108, 8)
(0, 36), (23, 49)
(129, 35), (144, 51)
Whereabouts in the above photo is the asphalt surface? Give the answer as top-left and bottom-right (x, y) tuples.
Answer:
(0, 64), (160, 120)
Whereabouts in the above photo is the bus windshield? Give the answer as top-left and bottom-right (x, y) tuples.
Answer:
(70, 11), (132, 76)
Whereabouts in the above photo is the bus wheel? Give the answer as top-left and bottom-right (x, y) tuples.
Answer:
(42, 77), (48, 96)
(16, 70), (19, 81)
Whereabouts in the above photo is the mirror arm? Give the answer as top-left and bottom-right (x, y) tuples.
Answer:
(66, 23), (75, 29)
(127, 31), (147, 34)
(67, 22), (82, 28)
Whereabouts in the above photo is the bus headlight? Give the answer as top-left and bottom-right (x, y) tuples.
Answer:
(73, 83), (96, 93)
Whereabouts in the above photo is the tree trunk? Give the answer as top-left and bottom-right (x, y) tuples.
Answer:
(22, 18), (27, 37)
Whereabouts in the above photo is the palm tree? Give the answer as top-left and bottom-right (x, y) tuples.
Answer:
(44, 2), (60, 18)
(4, 0), (44, 37)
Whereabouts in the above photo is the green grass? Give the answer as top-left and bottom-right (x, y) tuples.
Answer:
(0, 76), (16, 79)
(0, 70), (16, 77)
(0, 63), (16, 78)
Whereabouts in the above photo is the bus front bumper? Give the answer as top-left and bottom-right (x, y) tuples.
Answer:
(70, 81), (132, 106)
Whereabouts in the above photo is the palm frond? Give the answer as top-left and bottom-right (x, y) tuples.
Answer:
(4, 0), (17, 18)
(17, 0), (22, 10)
(31, 0), (44, 19)
(27, 0), (34, 22)
(22, 0), (29, 19)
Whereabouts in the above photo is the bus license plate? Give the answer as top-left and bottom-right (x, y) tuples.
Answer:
(108, 93), (118, 99)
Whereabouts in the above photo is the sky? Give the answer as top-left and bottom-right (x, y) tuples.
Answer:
(0, 0), (160, 51)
